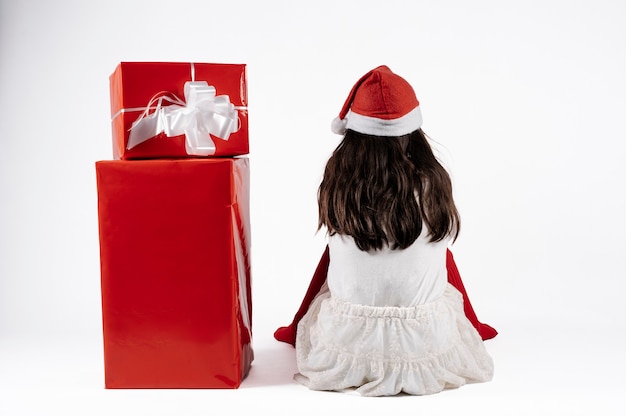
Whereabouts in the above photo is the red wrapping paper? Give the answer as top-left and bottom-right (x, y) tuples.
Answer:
(96, 158), (253, 388)
(110, 62), (249, 159)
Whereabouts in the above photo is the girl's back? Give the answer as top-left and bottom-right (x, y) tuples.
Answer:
(327, 231), (449, 307)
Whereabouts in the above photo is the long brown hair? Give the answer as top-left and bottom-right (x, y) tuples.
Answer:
(318, 129), (460, 251)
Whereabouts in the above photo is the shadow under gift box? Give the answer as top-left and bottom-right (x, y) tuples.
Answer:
(110, 62), (249, 160)
(95, 158), (252, 388)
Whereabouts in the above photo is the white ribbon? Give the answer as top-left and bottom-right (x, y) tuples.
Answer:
(127, 81), (240, 155)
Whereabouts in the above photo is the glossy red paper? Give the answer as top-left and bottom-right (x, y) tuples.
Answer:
(96, 158), (253, 388)
(110, 62), (249, 159)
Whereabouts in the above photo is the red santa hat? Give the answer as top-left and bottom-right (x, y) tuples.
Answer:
(331, 65), (423, 136)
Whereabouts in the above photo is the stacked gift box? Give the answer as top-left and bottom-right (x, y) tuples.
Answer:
(96, 62), (253, 388)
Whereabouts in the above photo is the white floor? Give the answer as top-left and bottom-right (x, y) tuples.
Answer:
(2, 316), (623, 416)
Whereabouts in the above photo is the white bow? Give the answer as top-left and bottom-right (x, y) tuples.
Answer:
(127, 81), (240, 156)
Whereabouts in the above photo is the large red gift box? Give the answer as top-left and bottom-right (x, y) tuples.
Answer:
(95, 158), (253, 388)
(110, 62), (248, 159)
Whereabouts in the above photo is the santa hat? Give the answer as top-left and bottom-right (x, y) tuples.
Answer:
(331, 65), (423, 136)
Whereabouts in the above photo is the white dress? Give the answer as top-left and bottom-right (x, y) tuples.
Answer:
(294, 232), (494, 396)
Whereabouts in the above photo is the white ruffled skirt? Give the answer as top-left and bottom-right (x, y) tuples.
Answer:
(295, 284), (494, 396)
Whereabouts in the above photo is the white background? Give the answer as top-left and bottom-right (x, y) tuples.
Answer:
(1, 0), (625, 414)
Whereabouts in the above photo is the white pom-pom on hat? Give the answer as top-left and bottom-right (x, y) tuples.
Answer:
(331, 116), (348, 135)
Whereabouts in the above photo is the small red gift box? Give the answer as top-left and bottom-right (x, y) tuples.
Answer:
(110, 62), (249, 159)
(95, 158), (253, 388)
